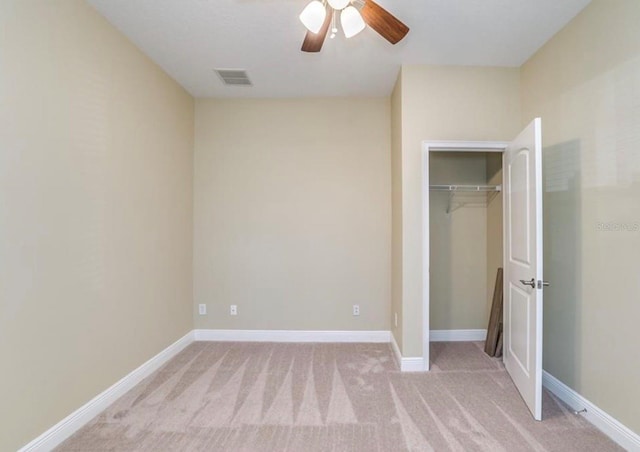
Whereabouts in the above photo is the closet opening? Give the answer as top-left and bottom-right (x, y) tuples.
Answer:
(421, 141), (508, 371)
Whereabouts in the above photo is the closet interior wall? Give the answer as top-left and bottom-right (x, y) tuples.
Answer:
(429, 152), (503, 331)
(486, 153), (504, 319)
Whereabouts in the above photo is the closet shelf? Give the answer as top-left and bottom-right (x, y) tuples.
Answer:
(429, 184), (502, 192)
(429, 184), (502, 214)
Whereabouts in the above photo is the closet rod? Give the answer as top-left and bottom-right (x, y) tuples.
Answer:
(429, 184), (502, 192)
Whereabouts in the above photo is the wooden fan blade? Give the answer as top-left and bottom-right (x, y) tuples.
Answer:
(301, 7), (332, 53)
(361, 0), (409, 45)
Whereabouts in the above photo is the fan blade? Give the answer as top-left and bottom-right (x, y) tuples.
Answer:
(301, 6), (332, 53)
(361, 0), (409, 45)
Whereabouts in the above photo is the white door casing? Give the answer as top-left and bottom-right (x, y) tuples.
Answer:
(503, 118), (544, 421)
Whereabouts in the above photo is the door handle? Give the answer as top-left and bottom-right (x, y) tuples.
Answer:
(519, 278), (550, 289)
(520, 278), (536, 288)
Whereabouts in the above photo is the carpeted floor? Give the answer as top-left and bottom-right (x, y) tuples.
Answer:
(58, 341), (621, 451)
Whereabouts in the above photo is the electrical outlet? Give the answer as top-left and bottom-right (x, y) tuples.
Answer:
(198, 304), (207, 315)
(230, 305), (237, 316)
(353, 304), (360, 316)
(394, 312), (398, 327)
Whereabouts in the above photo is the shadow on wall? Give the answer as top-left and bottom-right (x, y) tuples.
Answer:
(543, 140), (582, 384)
(430, 190), (453, 327)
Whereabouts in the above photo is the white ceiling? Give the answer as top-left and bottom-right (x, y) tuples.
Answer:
(87, 0), (591, 98)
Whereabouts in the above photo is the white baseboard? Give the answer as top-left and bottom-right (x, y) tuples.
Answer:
(193, 329), (391, 343)
(430, 329), (487, 342)
(399, 356), (427, 372)
(543, 370), (640, 451)
(391, 332), (427, 372)
(18, 331), (195, 452)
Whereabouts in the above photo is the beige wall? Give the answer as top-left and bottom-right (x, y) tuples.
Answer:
(0, 1), (194, 450)
(390, 73), (404, 348)
(194, 98), (391, 331)
(429, 153), (488, 330)
(397, 66), (521, 356)
(486, 154), (503, 316)
(521, 0), (640, 434)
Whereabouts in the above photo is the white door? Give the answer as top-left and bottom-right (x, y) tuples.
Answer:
(504, 118), (545, 421)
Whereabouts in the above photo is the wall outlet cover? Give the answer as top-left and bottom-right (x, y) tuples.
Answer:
(230, 305), (237, 316)
(353, 305), (360, 316)
(198, 304), (207, 315)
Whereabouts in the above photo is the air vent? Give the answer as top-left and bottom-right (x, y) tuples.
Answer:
(214, 69), (252, 87)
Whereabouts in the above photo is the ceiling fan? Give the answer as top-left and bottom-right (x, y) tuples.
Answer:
(299, 0), (409, 52)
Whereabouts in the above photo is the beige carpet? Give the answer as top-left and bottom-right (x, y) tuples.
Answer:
(58, 341), (620, 451)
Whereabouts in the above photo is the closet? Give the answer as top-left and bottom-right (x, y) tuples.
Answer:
(428, 151), (503, 334)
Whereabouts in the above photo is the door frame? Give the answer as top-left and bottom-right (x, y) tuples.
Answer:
(421, 141), (509, 370)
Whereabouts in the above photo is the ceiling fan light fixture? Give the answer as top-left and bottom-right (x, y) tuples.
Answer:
(327, 0), (350, 10)
(300, 1), (327, 34)
(341, 6), (366, 38)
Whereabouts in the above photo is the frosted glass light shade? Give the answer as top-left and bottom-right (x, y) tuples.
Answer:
(328, 0), (350, 10)
(341, 6), (365, 38)
(300, 1), (327, 34)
